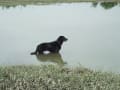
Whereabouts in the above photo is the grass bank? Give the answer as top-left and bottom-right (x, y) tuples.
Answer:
(0, 0), (96, 7)
(0, 65), (120, 90)
(0, 0), (120, 8)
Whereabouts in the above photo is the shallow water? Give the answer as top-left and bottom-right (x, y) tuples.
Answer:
(0, 3), (120, 72)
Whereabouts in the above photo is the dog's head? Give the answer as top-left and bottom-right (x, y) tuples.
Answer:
(57, 36), (68, 42)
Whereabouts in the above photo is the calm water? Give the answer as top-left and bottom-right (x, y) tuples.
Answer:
(0, 3), (120, 72)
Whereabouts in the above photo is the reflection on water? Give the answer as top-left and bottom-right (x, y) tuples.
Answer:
(100, 2), (118, 9)
(0, 4), (26, 9)
(36, 53), (66, 66)
(92, 2), (118, 9)
(0, 2), (119, 10)
(0, 2), (120, 72)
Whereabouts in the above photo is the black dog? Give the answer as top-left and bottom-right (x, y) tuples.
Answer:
(31, 36), (68, 55)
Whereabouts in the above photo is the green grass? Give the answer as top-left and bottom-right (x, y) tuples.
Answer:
(0, 65), (120, 90)
(0, 0), (119, 10)
(0, 0), (120, 7)
(0, 0), (95, 7)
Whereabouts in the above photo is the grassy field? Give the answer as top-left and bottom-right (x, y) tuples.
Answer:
(0, 65), (120, 90)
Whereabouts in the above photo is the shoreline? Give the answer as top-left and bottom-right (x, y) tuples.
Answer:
(0, 65), (120, 89)
(0, 0), (120, 6)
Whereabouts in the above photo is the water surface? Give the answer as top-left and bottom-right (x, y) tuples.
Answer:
(0, 3), (120, 72)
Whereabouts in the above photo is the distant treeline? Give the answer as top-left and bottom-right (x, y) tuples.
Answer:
(0, 0), (119, 9)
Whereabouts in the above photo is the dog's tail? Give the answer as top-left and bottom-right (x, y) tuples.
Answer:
(31, 50), (37, 55)
(30, 51), (36, 55)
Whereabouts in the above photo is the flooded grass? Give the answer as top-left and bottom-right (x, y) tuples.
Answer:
(0, 65), (120, 90)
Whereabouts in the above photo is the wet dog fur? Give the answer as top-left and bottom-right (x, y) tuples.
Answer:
(31, 36), (68, 55)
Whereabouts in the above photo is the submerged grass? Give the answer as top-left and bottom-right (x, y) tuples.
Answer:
(0, 65), (120, 90)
